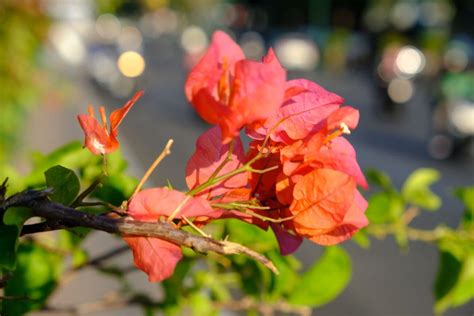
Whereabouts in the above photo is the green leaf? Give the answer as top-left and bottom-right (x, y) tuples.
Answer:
(0, 208), (33, 270)
(71, 249), (88, 268)
(24, 141), (94, 188)
(268, 250), (300, 298)
(434, 251), (462, 301)
(434, 252), (474, 314)
(365, 191), (404, 224)
(351, 230), (371, 248)
(188, 292), (217, 316)
(454, 187), (474, 230)
(401, 168), (441, 211)
(44, 165), (80, 205)
(234, 258), (272, 297)
(225, 219), (277, 253)
(365, 169), (393, 191)
(289, 246), (351, 307)
(3, 242), (62, 315)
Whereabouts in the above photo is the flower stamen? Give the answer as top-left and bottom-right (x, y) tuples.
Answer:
(324, 122), (351, 144)
(99, 106), (108, 129)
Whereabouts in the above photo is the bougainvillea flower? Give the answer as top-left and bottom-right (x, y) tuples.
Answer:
(289, 168), (368, 244)
(124, 187), (217, 282)
(77, 90), (143, 155)
(186, 126), (248, 198)
(185, 31), (286, 143)
(247, 79), (344, 143)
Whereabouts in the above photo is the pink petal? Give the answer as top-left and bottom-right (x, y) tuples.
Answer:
(186, 126), (247, 197)
(326, 106), (360, 130)
(262, 48), (284, 69)
(185, 31), (245, 102)
(287, 79), (345, 102)
(270, 223), (303, 255)
(110, 90), (144, 136)
(251, 79), (344, 142)
(219, 59), (286, 143)
(192, 89), (232, 125)
(128, 188), (215, 221)
(316, 137), (368, 189)
(77, 114), (118, 155)
(124, 236), (182, 282)
(290, 168), (356, 236)
(308, 190), (368, 246)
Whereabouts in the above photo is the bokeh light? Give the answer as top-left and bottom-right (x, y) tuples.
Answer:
(450, 102), (474, 135)
(390, 2), (419, 30)
(274, 37), (319, 71)
(395, 46), (426, 78)
(117, 51), (146, 78)
(49, 23), (86, 65)
(180, 25), (208, 55)
(388, 78), (414, 103)
(95, 13), (121, 41)
(118, 26), (143, 52)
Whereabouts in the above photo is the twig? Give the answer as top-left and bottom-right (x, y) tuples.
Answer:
(131, 139), (174, 199)
(71, 177), (103, 208)
(20, 220), (68, 236)
(0, 295), (32, 301)
(78, 245), (130, 269)
(7, 189), (278, 274)
(0, 177), (8, 204)
(182, 215), (210, 237)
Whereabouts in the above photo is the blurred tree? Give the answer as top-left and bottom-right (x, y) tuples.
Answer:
(0, 0), (49, 165)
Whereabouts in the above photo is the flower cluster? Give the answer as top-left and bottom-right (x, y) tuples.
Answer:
(78, 31), (368, 282)
(184, 31), (368, 254)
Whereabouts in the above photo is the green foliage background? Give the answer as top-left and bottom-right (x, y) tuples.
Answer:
(0, 1), (49, 165)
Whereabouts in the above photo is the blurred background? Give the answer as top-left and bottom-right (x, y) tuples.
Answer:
(1, 0), (473, 315)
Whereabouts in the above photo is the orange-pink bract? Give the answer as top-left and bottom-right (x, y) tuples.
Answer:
(186, 126), (247, 198)
(185, 31), (286, 144)
(125, 188), (216, 282)
(77, 90), (143, 155)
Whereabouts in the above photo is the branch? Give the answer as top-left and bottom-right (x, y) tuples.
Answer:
(5, 189), (278, 274)
(131, 139), (174, 199)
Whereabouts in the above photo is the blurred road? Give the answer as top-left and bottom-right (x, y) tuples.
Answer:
(25, 35), (474, 315)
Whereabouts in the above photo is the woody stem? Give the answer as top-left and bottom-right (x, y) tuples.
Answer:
(3, 189), (278, 274)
